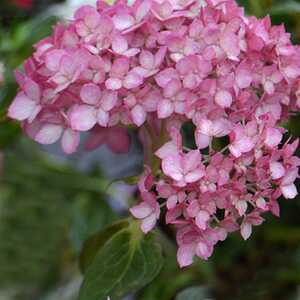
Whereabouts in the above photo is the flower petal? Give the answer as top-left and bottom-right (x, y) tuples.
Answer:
(8, 93), (36, 121)
(70, 105), (97, 131)
(62, 129), (80, 154)
(35, 124), (63, 145)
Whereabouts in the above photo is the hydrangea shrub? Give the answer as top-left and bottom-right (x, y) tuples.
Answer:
(8, 0), (300, 272)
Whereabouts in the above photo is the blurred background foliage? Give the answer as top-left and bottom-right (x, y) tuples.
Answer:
(2, 0), (300, 299)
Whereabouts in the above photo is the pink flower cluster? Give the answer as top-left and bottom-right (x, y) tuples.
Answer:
(8, 0), (300, 267)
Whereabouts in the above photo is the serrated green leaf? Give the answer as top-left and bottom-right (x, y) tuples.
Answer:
(79, 221), (163, 300)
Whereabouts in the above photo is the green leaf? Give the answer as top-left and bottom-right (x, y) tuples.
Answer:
(79, 220), (163, 300)
(79, 219), (130, 273)
(69, 192), (117, 254)
(176, 286), (209, 300)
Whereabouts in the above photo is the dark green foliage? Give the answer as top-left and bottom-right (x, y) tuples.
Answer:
(79, 220), (163, 300)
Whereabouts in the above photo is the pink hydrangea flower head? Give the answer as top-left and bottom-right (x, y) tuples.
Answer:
(7, 0), (300, 267)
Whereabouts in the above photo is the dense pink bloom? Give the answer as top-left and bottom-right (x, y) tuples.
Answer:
(8, 0), (300, 267)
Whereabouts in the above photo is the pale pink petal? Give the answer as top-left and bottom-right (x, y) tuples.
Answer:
(162, 154), (183, 181)
(97, 109), (109, 127)
(80, 83), (102, 105)
(215, 90), (233, 108)
(105, 78), (123, 90)
(195, 210), (210, 230)
(241, 222), (252, 240)
(264, 128), (282, 148)
(101, 91), (118, 111)
(24, 79), (40, 101)
(70, 105), (97, 131)
(264, 80), (274, 94)
(212, 119), (232, 137)
(183, 150), (201, 173)
(135, 0), (152, 22)
(163, 79), (181, 98)
(110, 57), (129, 77)
(256, 197), (267, 210)
(28, 105), (42, 123)
(236, 200), (248, 216)
(123, 72), (143, 89)
(75, 21), (89, 37)
(177, 244), (195, 268)
(157, 99), (174, 118)
(155, 141), (178, 159)
(155, 68), (179, 88)
(112, 35), (128, 54)
(130, 202), (152, 219)
(35, 124), (63, 145)
(229, 144), (242, 158)
(131, 104), (147, 126)
(61, 129), (80, 154)
(85, 11), (101, 29)
(140, 50), (155, 70)
(281, 168), (298, 186)
(112, 13), (135, 31)
(270, 162), (285, 180)
(236, 68), (252, 89)
(233, 137), (255, 154)
(74, 5), (97, 20)
(8, 93), (36, 121)
(281, 184), (298, 199)
(196, 241), (213, 260)
(195, 132), (211, 149)
(197, 119), (213, 136)
(45, 49), (65, 72)
(185, 169), (205, 183)
(166, 195), (178, 210)
(220, 31), (240, 60)
(123, 48), (141, 57)
(154, 46), (167, 67)
(141, 213), (157, 233)
(132, 66), (151, 78)
(152, 1), (173, 20)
